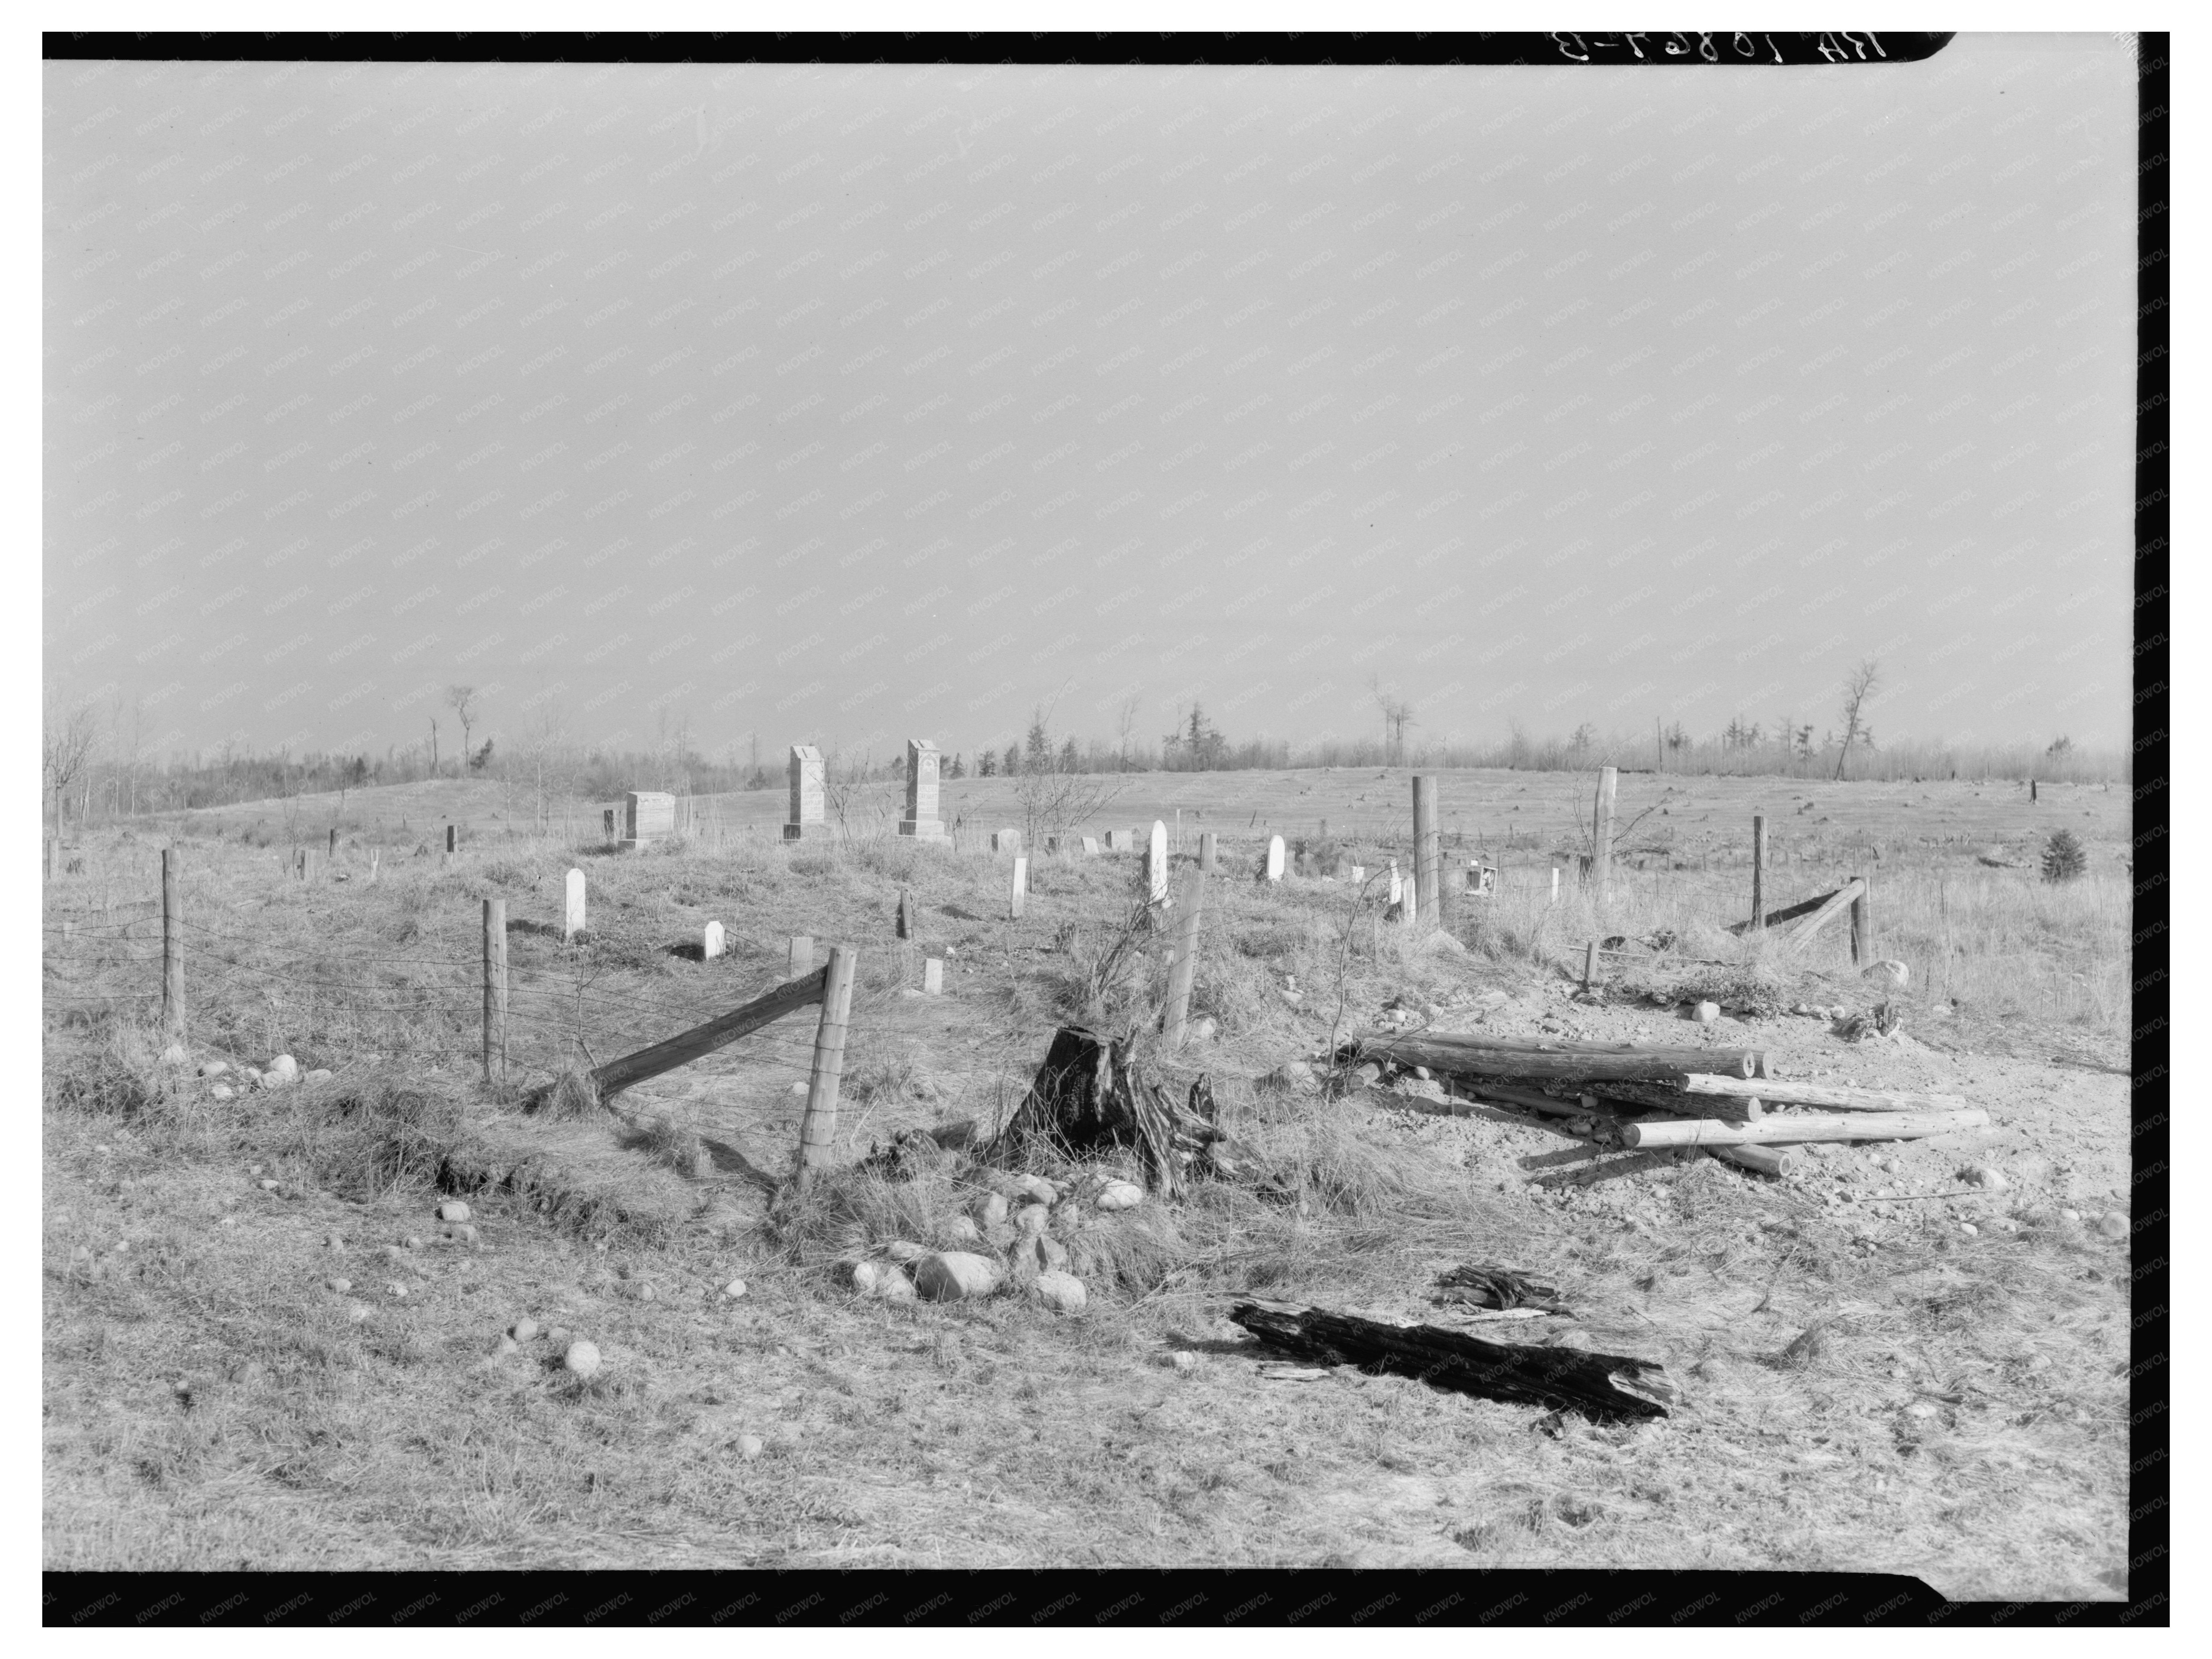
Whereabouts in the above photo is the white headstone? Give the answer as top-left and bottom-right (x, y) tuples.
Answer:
(1351, 864), (1366, 884)
(899, 738), (946, 839)
(1402, 874), (1419, 925)
(564, 868), (586, 941)
(1009, 856), (1028, 919)
(1388, 860), (1401, 906)
(703, 920), (724, 960)
(1551, 867), (1561, 905)
(783, 745), (828, 841)
(991, 828), (1021, 854)
(789, 935), (814, 975)
(1264, 835), (1286, 882)
(924, 957), (944, 995)
(624, 791), (676, 849)
(1080, 836), (1100, 856)
(1102, 829), (1126, 852)
(1147, 821), (1170, 902)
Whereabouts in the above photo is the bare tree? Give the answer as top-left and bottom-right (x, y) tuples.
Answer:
(1833, 658), (1881, 780)
(1114, 694), (1141, 771)
(427, 715), (440, 779)
(445, 685), (479, 773)
(1369, 673), (1415, 766)
(1011, 708), (1125, 847)
(43, 695), (100, 843)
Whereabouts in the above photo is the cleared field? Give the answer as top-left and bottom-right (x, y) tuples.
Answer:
(43, 771), (2133, 1592)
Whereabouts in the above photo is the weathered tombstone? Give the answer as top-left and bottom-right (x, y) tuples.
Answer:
(789, 935), (814, 976)
(1199, 831), (1217, 873)
(1102, 829), (1125, 853)
(1264, 835), (1286, 882)
(991, 829), (1021, 854)
(924, 957), (944, 995)
(1146, 821), (1170, 903)
(898, 738), (947, 839)
(1351, 864), (1366, 884)
(624, 791), (677, 851)
(1008, 856), (1028, 920)
(703, 920), (725, 960)
(1464, 862), (1497, 897)
(896, 888), (915, 940)
(1551, 866), (1561, 906)
(1387, 860), (1402, 906)
(603, 807), (617, 841)
(563, 868), (586, 942)
(1402, 873), (1419, 927)
(1080, 836), (1100, 856)
(783, 745), (829, 841)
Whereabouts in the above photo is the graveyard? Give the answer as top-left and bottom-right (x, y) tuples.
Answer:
(42, 755), (2132, 1593)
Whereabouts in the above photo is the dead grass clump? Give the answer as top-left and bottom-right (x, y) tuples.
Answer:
(770, 1164), (961, 1269)
(538, 1067), (602, 1120)
(787, 852), (836, 878)
(1063, 1203), (1193, 1296)
(44, 1027), (168, 1121)
(1258, 1112), (1456, 1218)
(626, 1113), (709, 1179)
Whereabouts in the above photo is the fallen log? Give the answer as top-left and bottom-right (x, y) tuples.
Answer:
(1355, 1034), (1752, 1081)
(1678, 1074), (1967, 1113)
(1727, 888), (1845, 936)
(1382, 1030), (1771, 1076)
(1707, 1143), (1798, 1177)
(532, 966), (828, 1107)
(1433, 1264), (1568, 1313)
(1782, 878), (1866, 953)
(1229, 1299), (1672, 1422)
(1622, 1107), (1989, 1148)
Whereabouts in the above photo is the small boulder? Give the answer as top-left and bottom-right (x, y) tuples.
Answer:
(1010, 1174), (1057, 1206)
(2092, 1213), (2130, 1242)
(976, 1192), (1009, 1228)
(198, 1060), (230, 1078)
(1258, 1061), (1316, 1095)
(326, 1277), (351, 1294)
(737, 1433), (764, 1460)
(787, 1080), (808, 1096)
(721, 1279), (747, 1300)
(1863, 960), (1911, 990)
(1013, 1203), (1050, 1236)
(1096, 1180), (1143, 1212)
(1692, 1001), (1721, 1026)
(1169, 1351), (1198, 1373)
(209, 1085), (234, 1101)
(160, 1042), (189, 1067)
(494, 1335), (518, 1357)
(268, 1054), (299, 1079)
(943, 1215), (981, 1244)
(1015, 1234), (1069, 1275)
(510, 1317), (538, 1342)
(1029, 1271), (1086, 1314)
(913, 1251), (1001, 1301)
(436, 1201), (471, 1224)
(304, 1068), (332, 1084)
(564, 1340), (602, 1379)
(884, 1240), (927, 1264)
(1957, 1165), (2009, 1193)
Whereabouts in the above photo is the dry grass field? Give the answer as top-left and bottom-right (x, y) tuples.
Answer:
(43, 769), (2134, 1594)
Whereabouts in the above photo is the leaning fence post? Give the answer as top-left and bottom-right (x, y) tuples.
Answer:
(1850, 874), (1873, 966)
(161, 847), (183, 1040)
(1750, 814), (1767, 932)
(1162, 871), (1209, 1046)
(795, 945), (859, 1187)
(482, 898), (508, 1084)
(1582, 939), (1598, 993)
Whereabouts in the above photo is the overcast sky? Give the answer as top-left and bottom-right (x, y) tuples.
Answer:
(44, 33), (2139, 764)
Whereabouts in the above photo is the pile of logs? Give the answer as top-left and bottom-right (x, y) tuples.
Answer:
(1348, 1030), (1988, 1174)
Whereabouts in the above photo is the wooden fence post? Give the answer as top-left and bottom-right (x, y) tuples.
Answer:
(161, 847), (183, 1040)
(482, 898), (507, 1084)
(327, 827), (337, 859)
(1162, 871), (1208, 1046)
(795, 945), (859, 1187)
(1750, 814), (1767, 933)
(1850, 874), (1873, 966)
(1412, 775), (1440, 928)
(1594, 767), (1618, 902)
(1199, 830), (1217, 873)
(1582, 939), (1598, 993)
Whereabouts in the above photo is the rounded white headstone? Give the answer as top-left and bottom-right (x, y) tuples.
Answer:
(703, 920), (724, 960)
(1265, 835), (1286, 881)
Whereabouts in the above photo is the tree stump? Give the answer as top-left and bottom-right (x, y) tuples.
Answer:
(991, 1026), (1247, 1200)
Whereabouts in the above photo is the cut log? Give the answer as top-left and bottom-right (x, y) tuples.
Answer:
(1707, 1144), (1798, 1177)
(1622, 1107), (1989, 1148)
(1679, 1074), (1967, 1113)
(1355, 1035), (1752, 1081)
(1782, 879), (1866, 952)
(1229, 1299), (1672, 1422)
(1383, 1031), (1770, 1075)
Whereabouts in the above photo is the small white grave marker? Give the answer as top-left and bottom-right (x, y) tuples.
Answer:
(789, 935), (814, 975)
(1264, 835), (1286, 882)
(703, 920), (725, 960)
(1402, 874), (1419, 927)
(1387, 860), (1402, 906)
(1147, 821), (1170, 902)
(564, 869), (586, 941)
(1551, 866), (1561, 906)
(1351, 864), (1365, 884)
(924, 957), (944, 995)
(1009, 856), (1028, 919)
(1080, 836), (1100, 856)
(991, 829), (1021, 854)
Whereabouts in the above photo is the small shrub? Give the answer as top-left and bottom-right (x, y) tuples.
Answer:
(2042, 829), (2087, 884)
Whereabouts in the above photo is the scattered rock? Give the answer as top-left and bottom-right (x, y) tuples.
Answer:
(1013, 1203), (1050, 1236)
(1015, 1234), (1070, 1276)
(2060, 1208), (2082, 1225)
(787, 1080), (808, 1096)
(1905, 1401), (1938, 1419)
(437, 1201), (471, 1224)
(1863, 960), (1911, 990)
(1029, 1271), (1086, 1314)
(347, 1303), (371, 1324)
(511, 1317), (539, 1342)
(494, 1335), (519, 1357)
(737, 1434), (764, 1460)
(325, 1233), (345, 1250)
(199, 1060), (230, 1078)
(1958, 1222), (1978, 1237)
(1169, 1351), (1198, 1372)
(1257, 1061), (1316, 1094)
(160, 1042), (189, 1067)
(1351, 1062), (1383, 1086)
(2091, 1213), (2130, 1241)
(1011, 1174), (1057, 1206)
(564, 1340), (602, 1379)
(304, 1069), (332, 1084)
(268, 1054), (299, 1079)
(209, 1086), (234, 1101)
(1190, 1017), (1219, 1042)
(326, 1278), (350, 1294)
(976, 1192), (1009, 1228)
(943, 1215), (981, 1244)
(884, 1240), (926, 1264)
(387, 1283), (408, 1299)
(402, 1236), (424, 1251)
(547, 1326), (570, 1346)
(1957, 1165), (2009, 1192)
(1692, 1001), (1720, 1025)
(721, 1279), (747, 1300)
(636, 1282), (657, 1302)
(1096, 1180), (1143, 1212)
(258, 1179), (279, 1192)
(913, 1251), (1002, 1301)
(2026, 1354), (2053, 1375)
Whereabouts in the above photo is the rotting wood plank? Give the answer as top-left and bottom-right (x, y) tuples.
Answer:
(1678, 1074), (1967, 1113)
(1355, 1034), (1752, 1081)
(1726, 886), (1845, 936)
(577, 967), (829, 1102)
(1229, 1299), (1673, 1422)
(1780, 878), (1866, 953)
(1385, 1030), (1770, 1075)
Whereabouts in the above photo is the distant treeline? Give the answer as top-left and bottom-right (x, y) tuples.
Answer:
(55, 713), (2123, 825)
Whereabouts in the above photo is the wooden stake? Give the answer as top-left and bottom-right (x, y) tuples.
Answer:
(1162, 870), (1208, 1046)
(1593, 766), (1617, 901)
(482, 898), (507, 1084)
(1750, 814), (1767, 932)
(161, 847), (183, 1040)
(795, 945), (859, 1187)
(1850, 873), (1874, 966)
(1582, 940), (1598, 992)
(1199, 830), (1217, 873)
(1411, 775), (1440, 928)
(328, 827), (338, 859)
